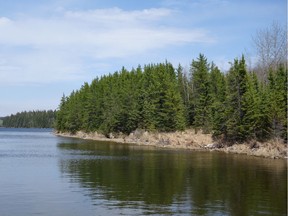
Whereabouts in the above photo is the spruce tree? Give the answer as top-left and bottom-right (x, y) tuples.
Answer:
(225, 56), (249, 142)
(55, 94), (67, 131)
(157, 62), (185, 131)
(267, 65), (287, 140)
(209, 64), (227, 138)
(242, 73), (271, 140)
(190, 54), (212, 132)
(138, 64), (158, 131)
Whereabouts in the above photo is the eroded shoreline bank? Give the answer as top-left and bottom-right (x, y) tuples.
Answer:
(55, 129), (287, 159)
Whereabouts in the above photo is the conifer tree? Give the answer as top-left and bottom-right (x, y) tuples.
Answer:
(267, 65), (287, 140)
(138, 64), (159, 131)
(156, 62), (185, 131)
(224, 56), (249, 142)
(209, 64), (227, 138)
(83, 78), (101, 131)
(190, 54), (212, 132)
(65, 91), (82, 134)
(242, 73), (271, 140)
(55, 94), (67, 131)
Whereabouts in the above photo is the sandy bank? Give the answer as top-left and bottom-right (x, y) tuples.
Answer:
(55, 129), (287, 159)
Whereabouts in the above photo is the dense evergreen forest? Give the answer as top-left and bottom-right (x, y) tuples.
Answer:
(2, 110), (56, 128)
(55, 54), (287, 143)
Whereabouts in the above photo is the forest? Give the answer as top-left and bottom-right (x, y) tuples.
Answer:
(55, 54), (287, 143)
(2, 110), (56, 128)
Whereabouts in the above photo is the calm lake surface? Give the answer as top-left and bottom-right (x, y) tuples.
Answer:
(0, 128), (286, 216)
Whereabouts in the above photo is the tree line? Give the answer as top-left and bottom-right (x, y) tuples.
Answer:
(55, 54), (287, 143)
(2, 110), (56, 128)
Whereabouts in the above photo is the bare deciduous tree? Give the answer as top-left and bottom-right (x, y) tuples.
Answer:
(252, 21), (287, 81)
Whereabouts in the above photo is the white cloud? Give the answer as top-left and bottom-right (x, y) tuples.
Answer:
(64, 7), (172, 24)
(0, 7), (214, 84)
(0, 17), (12, 26)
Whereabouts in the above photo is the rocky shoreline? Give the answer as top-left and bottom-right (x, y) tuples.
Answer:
(55, 129), (287, 159)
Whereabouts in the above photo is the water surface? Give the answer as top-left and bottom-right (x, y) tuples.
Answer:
(0, 128), (286, 215)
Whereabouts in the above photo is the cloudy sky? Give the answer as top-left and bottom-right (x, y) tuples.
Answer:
(0, 0), (286, 116)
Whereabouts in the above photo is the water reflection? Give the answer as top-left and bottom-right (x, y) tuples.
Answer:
(58, 140), (287, 215)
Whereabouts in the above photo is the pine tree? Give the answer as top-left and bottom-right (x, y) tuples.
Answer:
(267, 64), (287, 140)
(122, 67), (142, 133)
(209, 64), (227, 138)
(138, 64), (158, 131)
(225, 56), (249, 142)
(190, 54), (212, 132)
(82, 78), (100, 132)
(242, 73), (271, 140)
(112, 67), (141, 134)
(99, 74), (121, 136)
(65, 91), (82, 134)
(157, 62), (185, 131)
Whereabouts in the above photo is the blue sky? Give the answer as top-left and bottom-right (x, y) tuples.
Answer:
(0, 0), (286, 116)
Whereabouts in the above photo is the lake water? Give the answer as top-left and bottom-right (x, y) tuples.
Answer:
(0, 128), (286, 216)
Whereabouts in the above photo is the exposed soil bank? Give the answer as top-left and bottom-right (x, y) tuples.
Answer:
(55, 129), (287, 159)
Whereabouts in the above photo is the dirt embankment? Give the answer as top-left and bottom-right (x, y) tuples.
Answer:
(55, 129), (287, 159)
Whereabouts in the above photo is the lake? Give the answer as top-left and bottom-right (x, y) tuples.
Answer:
(0, 128), (286, 216)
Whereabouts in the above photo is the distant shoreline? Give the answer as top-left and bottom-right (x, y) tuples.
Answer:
(55, 129), (287, 159)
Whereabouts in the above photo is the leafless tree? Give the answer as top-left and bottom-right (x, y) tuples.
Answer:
(252, 21), (287, 81)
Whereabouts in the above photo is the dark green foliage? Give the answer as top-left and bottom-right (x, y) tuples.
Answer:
(56, 61), (185, 135)
(242, 73), (271, 140)
(140, 62), (185, 131)
(224, 56), (249, 142)
(267, 65), (287, 140)
(210, 64), (227, 137)
(55, 56), (287, 143)
(213, 56), (287, 143)
(190, 54), (212, 132)
(156, 62), (186, 131)
(3, 110), (56, 128)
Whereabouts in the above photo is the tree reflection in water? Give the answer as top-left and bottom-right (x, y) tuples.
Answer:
(58, 141), (287, 216)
